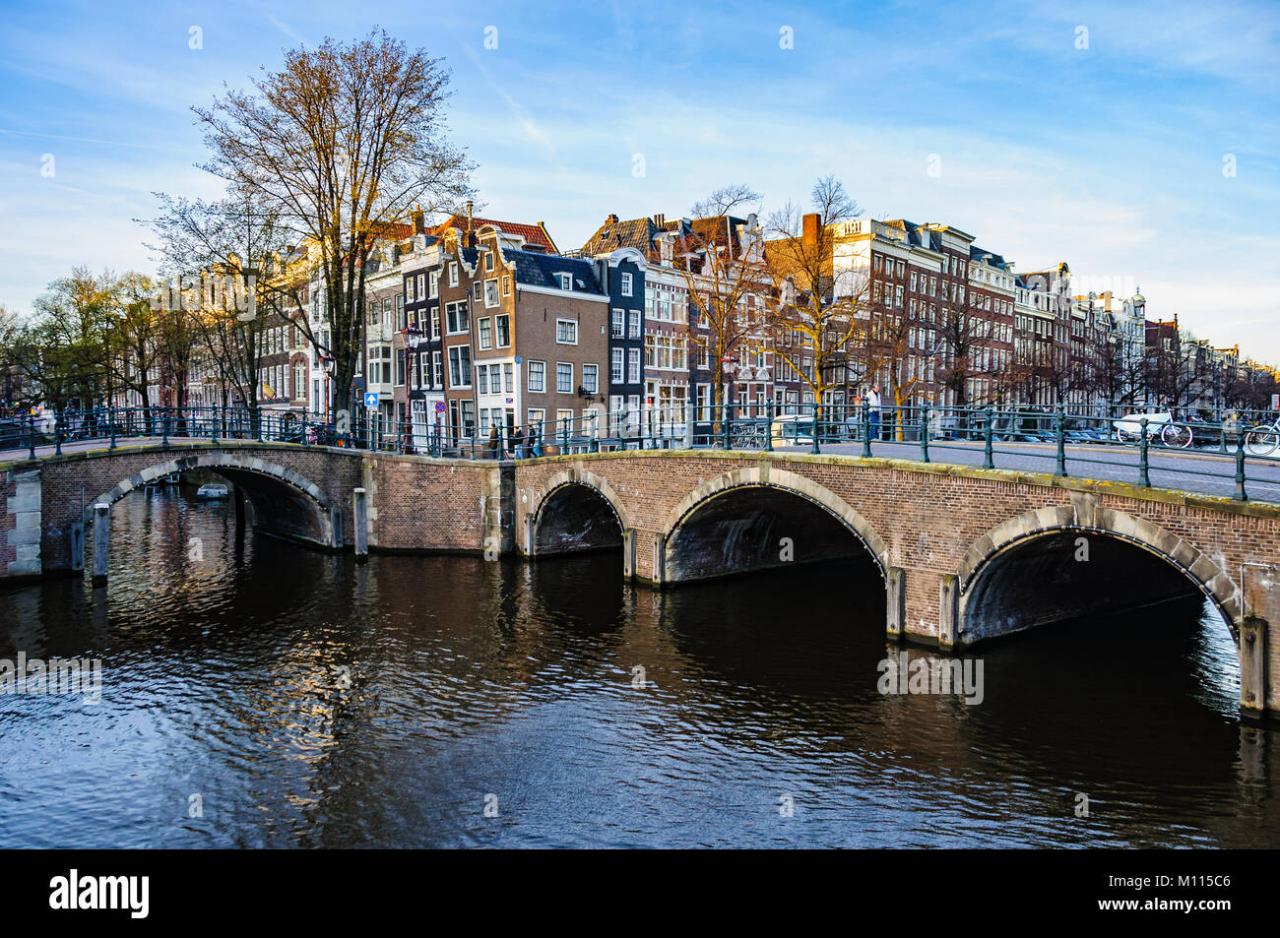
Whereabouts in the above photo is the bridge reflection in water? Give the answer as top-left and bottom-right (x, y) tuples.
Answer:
(0, 485), (1271, 849)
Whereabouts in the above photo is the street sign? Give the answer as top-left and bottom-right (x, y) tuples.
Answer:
(434, 401), (446, 414)
(363, 392), (379, 409)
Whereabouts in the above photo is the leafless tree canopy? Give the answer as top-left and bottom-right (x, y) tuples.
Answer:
(192, 28), (473, 410)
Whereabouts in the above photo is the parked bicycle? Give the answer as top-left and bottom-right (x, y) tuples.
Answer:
(1244, 418), (1280, 457)
(1159, 420), (1196, 449)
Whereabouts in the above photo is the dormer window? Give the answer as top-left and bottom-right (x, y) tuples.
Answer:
(556, 272), (573, 291)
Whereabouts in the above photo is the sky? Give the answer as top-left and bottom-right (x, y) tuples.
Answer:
(1, 0), (1277, 360)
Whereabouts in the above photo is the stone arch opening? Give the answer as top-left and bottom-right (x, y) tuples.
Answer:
(663, 480), (886, 586)
(532, 482), (625, 556)
(86, 452), (336, 550)
(958, 507), (1238, 648)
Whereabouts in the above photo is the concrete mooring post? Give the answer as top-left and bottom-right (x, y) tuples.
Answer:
(353, 488), (368, 561)
(91, 503), (110, 584)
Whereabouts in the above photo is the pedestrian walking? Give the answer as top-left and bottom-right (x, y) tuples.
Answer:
(867, 385), (883, 441)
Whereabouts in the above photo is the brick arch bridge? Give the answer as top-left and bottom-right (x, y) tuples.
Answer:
(513, 450), (1279, 720)
(3, 444), (1277, 718)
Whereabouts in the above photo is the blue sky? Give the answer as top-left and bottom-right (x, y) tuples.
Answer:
(1, 0), (1277, 359)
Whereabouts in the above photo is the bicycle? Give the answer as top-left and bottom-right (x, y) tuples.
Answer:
(1244, 419), (1280, 457)
(1159, 420), (1195, 449)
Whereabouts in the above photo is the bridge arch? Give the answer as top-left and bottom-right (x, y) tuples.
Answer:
(85, 451), (339, 549)
(957, 500), (1239, 647)
(529, 468), (630, 556)
(659, 467), (889, 584)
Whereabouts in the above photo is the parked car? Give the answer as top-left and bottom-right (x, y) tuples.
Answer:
(1113, 411), (1172, 442)
(196, 483), (230, 499)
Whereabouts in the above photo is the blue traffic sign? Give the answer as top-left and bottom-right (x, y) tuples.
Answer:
(363, 392), (380, 409)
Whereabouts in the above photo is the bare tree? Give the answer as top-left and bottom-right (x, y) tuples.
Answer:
(762, 176), (865, 420)
(193, 29), (473, 415)
(678, 184), (764, 428)
(147, 192), (306, 419)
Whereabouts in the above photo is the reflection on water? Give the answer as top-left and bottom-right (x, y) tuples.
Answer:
(0, 487), (1272, 848)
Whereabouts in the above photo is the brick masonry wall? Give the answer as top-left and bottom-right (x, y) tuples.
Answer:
(361, 453), (499, 553)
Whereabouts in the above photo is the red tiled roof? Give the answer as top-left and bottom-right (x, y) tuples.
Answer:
(430, 215), (556, 252)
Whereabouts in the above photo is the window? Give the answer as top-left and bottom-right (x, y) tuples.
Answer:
(431, 308), (441, 339)
(503, 362), (513, 394)
(495, 315), (511, 347)
(628, 310), (641, 339)
(448, 263), (459, 287)
(446, 301), (469, 334)
(556, 272), (573, 291)
(478, 317), (492, 350)
(611, 309), (625, 339)
(502, 275), (511, 296)
(582, 363), (598, 394)
(627, 348), (641, 383)
(556, 362), (573, 394)
(621, 271), (633, 297)
(397, 294), (406, 330)
(556, 319), (578, 344)
(429, 270), (439, 298)
(611, 347), (624, 383)
(527, 408), (545, 431)
(477, 363), (489, 395)
(405, 278), (416, 303)
(448, 345), (472, 387)
(528, 360), (546, 392)
(416, 274), (425, 300)
(484, 278), (500, 308)
(432, 350), (442, 387)
(485, 250), (495, 272)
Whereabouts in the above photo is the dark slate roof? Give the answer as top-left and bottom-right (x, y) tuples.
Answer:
(887, 219), (943, 253)
(507, 250), (603, 294)
(969, 245), (1009, 269)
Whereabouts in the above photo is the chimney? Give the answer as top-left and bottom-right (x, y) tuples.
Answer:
(802, 212), (820, 246)
(607, 213), (619, 225)
(465, 200), (474, 233)
(412, 205), (425, 235)
(652, 213), (665, 227)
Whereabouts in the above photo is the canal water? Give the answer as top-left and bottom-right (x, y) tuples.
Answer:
(0, 487), (1274, 848)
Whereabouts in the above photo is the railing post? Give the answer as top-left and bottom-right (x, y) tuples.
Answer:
(721, 400), (730, 450)
(861, 399), (872, 459)
(1235, 432), (1248, 502)
(764, 398), (774, 453)
(983, 406), (995, 469)
(108, 406), (117, 450)
(211, 406), (219, 445)
(920, 403), (930, 462)
(1139, 418), (1151, 487)
(810, 402), (821, 455)
(162, 408), (170, 448)
(54, 409), (63, 456)
(27, 412), (37, 461)
(1054, 407), (1067, 477)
